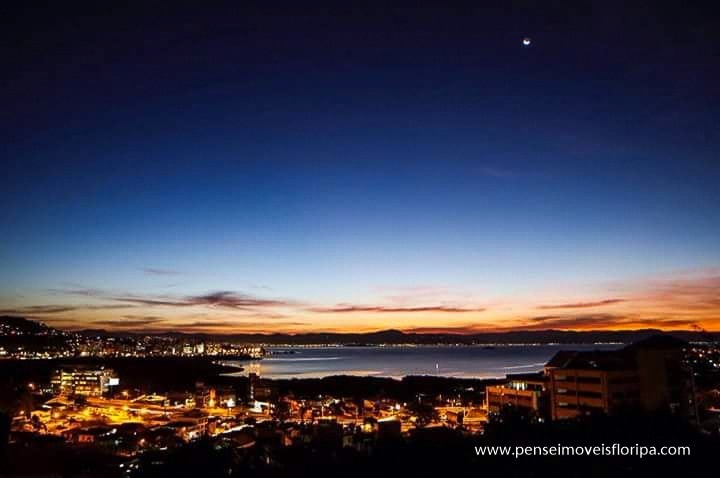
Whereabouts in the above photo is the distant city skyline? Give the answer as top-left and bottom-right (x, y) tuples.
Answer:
(2, 3), (719, 333)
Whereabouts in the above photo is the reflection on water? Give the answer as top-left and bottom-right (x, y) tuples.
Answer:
(227, 344), (622, 380)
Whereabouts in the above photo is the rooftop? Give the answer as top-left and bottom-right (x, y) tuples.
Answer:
(545, 350), (634, 371)
(545, 334), (687, 371)
(505, 372), (548, 383)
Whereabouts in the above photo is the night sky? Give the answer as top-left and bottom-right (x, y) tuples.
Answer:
(2, 1), (719, 333)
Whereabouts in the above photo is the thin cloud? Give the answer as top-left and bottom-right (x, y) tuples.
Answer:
(47, 288), (105, 297)
(141, 268), (181, 276)
(157, 321), (307, 330)
(625, 319), (699, 328)
(92, 317), (167, 328)
(372, 285), (479, 307)
(403, 325), (494, 334)
(522, 313), (698, 331)
(53, 288), (293, 311)
(110, 297), (193, 307)
(176, 321), (264, 329)
(530, 313), (622, 323)
(644, 274), (720, 301)
(0, 305), (77, 314)
(524, 314), (629, 330)
(0, 304), (134, 315)
(310, 305), (486, 313)
(536, 299), (625, 310)
(179, 321), (240, 328)
(189, 291), (289, 308)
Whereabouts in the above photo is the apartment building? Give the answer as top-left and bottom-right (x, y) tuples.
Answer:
(486, 372), (550, 420)
(51, 366), (119, 397)
(487, 335), (696, 422)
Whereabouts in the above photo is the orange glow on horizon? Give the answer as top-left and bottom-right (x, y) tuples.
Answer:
(4, 268), (719, 334)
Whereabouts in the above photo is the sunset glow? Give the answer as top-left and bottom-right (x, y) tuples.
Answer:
(2, 267), (718, 333)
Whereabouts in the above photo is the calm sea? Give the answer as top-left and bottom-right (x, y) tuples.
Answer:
(227, 344), (623, 380)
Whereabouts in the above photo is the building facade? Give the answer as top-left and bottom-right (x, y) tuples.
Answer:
(545, 336), (695, 421)
(486, 373), (549, 420)
(51, 366), (118, 397)
(487, 335), (696, 423)
(545, 355), (641, 420)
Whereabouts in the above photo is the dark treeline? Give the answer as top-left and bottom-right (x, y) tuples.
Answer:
(0, 357), (245, 393)
(274, 375), (501, 401)
(1, 357), (500, 402)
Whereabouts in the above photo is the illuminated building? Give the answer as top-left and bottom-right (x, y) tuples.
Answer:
(51, 366), (119, 397)
(161, 417), (208, 441)
(486, 373), (549, 419)
(62, 426), (116, 444)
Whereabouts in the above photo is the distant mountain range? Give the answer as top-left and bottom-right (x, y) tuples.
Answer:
(70, 324), (710, 345)
(1, 316), (712, 345)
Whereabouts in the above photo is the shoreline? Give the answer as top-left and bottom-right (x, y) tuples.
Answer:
(221, 343), (622, 380)
(258, 341), (629, 349)
(222, 368), (520, 381)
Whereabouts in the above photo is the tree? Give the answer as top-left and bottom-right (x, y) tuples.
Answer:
(408, 402), (438, 428)
(0, 384), (33, 457)
(271, 400), (291, 422)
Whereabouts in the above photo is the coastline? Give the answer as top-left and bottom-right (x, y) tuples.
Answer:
(221, 343), (622, 380)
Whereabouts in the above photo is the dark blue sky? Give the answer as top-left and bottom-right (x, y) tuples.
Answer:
(2, 1), (719, 332)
